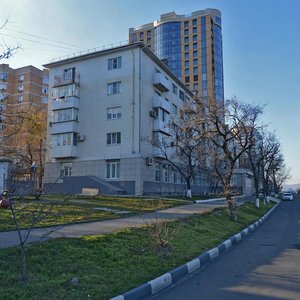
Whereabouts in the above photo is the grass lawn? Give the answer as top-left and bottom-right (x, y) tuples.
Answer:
(0, 195), (187, 231)
(0, 202), (274, 300)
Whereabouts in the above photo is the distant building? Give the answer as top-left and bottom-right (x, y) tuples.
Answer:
(0, 64), (49, 180)
(129, 8), (224, 107)
(43, 43), (208, 196)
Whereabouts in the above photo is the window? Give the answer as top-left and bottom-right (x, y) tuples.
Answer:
(132, 33), (137, 42)
(185, 76), (190, 83)
(18, 85), (24, 92)
(41, 97), (48, 104)
(140, 32), (144, 39)
(42, 87), (48, 94)
(0, 73), (8, 81)
(184, 29), (189, 35)
(172, 84), (178, 95)
(184, 21), (189, 28)
(155, 163), (162, 182)
(192, 19), (197, 26)
(108, 56), (122, 70)
(184, 69), (190, 75)
(17, 95), (24, 103)
(193, 83), (199, 91)
(54, 133), (76, 146)
(179, 90), (184, 101)
(184, 37), (189, 43)
(184, 45), (189, 51)
(193, 27), (197, 33)
(107, 107), (121, 119)
(163, 164), (170, 182)
(147, 38), (151, 45)
(53, 108), (78, 123)
(193, 66), (198, 74)
(107, 81), (121, 95)
(60, 163), (72, 177)
(107, 132), (121, 145)
(193, 35), (197, 42)
(193, 50), (198, 57)
(185, 61), (189, 67)
(184, 52), (189, 59)
(172, 104), (178, 115)
(106, 160), (120, 179)
(19, 75), (25, 82)
(54, 84), (79, 98)
(147, 30), (151, 38)
(193, 59), (198, 65)
(193, 43), (198, 49)
(194, 75), (198, 81)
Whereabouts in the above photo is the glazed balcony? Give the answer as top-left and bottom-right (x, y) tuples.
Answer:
(50, 121), (79, 135)
(153, 119), (171, 135)
(52, 96), (79, 110)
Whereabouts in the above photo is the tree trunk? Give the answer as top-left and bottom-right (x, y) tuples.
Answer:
(224, 176), (237, 221)
(186, 179), (192, 198)
(21, 246), (28, 283)
(255, 198), (260, 208)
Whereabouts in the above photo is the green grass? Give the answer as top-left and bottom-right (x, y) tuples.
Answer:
(0, 202), (274, 300)
(0, 196), (186, 231)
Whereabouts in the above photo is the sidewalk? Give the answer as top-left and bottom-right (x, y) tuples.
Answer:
(0, 196), (250, 249)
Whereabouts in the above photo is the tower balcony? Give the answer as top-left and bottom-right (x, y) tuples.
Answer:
(153, 72), (171, 92)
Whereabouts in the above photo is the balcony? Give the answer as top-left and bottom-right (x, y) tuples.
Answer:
(153, 95), (170, 113)
(51, 145), (78, 158)
(50, 121), (79, 135)
(153, 72), (171, 92)
(153, 119), (170, 135)
(52, 96), (79, 110)
(54, 72), (80, 87)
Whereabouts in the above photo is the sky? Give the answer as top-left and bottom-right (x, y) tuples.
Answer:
(1, 0), (300, 185)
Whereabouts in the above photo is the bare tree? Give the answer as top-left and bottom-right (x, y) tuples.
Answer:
(151, 102), (206, 198)
(0, 17), (20, 60)
(205, 98), (264, 221)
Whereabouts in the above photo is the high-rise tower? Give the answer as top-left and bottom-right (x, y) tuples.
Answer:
(129, 9), (224, 106)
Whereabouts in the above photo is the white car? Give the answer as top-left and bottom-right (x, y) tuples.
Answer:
(283, 192), (293, 201)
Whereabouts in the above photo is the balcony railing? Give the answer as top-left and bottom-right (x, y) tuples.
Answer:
(54, 72), (80, 87)
(51, 145), (78, 158)
(153, 95), (171, 113)
(153, 72), (171, 92)
(50, 121), (79, 135)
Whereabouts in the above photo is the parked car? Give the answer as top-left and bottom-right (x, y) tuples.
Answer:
(282, 192), (293, 201)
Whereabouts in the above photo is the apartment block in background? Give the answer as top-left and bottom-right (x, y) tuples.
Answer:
(0, 64), (49, 179)
(129, 8), (224, 107)
(43, 43), (208, 196)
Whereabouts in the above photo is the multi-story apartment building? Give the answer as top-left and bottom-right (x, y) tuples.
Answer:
(129, 9), (224, 107)
(43, 43), (204, 196)
(0, 64), (49, 179)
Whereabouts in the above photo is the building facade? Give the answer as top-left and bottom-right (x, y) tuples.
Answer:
(129, 9), (224, 107)
(0, 64), (49, 180)
(43, 43), (209, 196)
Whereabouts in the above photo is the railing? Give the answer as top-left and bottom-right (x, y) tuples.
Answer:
(49, 40), (129, 64)
(54, 72), (80, 87)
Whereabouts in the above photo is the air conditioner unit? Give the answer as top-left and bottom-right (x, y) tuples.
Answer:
(77, 134), (86, 142)
(146, 157), (154, 166)
(149, 109), (157, 118)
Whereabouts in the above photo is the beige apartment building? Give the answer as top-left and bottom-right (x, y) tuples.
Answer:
(0, 64), (49, 180)
(129, 8), (224, 107)
(43, 43), (210, 196)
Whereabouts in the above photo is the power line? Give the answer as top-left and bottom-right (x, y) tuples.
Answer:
(0, 32), (78, 50)
(2, 28), (85, 50)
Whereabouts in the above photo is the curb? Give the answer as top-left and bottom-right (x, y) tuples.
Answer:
(194, 195), (246, 204)
(110, 201), (280, 300)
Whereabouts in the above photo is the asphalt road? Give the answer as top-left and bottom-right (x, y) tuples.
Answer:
(151, 196), (300, 300)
